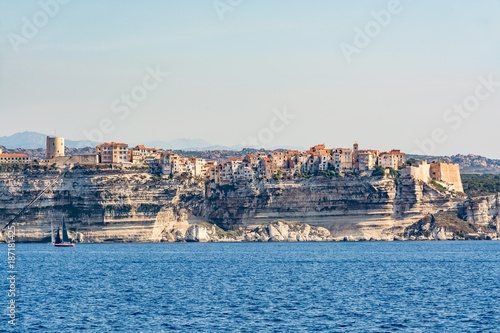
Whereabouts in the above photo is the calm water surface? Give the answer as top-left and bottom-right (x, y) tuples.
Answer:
(2, 241), (500, 332)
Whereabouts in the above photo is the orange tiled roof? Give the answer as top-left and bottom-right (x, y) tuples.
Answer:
(97, 142), (128, 148)
(381, 150), (404, 156)
(0, 154), (29, 158)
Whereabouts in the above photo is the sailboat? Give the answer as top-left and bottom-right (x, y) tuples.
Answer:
(54, 217), (75, 247)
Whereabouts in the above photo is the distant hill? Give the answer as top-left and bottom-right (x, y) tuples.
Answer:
(0, 131), (99, 149)
(408, 154), (500, 174)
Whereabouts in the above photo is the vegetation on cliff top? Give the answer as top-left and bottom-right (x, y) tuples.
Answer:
(461, 173), (500, 197)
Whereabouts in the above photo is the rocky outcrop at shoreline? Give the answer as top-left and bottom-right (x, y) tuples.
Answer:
(158, 220), (333, 243)
(404, 212), (498, 241)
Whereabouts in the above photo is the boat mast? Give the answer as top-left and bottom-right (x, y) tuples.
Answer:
(51, 220), (55, 244)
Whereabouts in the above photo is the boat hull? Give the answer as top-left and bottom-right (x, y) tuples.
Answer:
(54, 243), (75, 247)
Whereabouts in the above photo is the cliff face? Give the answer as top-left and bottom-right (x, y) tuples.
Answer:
(402, 196), (500, 241)
(200, 175), (455, 240)
(461, 194), (500, 233)
(0, 169), (205, 242)
(0, 168), (460, 242)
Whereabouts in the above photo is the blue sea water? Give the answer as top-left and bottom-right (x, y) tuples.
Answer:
(2, 241), (500, 332)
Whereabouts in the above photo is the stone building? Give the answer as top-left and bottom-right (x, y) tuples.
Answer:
(129, 145), (161, 164)
(430, 161), (464, 192)
(379, 149), (406, 170)
(357, 150), (379, 171)
(46, 136), (65, 160)
(0, 153), (30, 163)
(331, 148), (353, 170)
(96, 142), (129, 163)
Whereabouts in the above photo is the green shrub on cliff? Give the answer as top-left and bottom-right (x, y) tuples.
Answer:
(430, 180), (447, 193)
(406, 158), (418, 166)
(372, 165), (385, 177)
(0, 163), (20, 172)
(461, 173), (500, 197)
(320, 170), (339, 178)
(388, 168), (399, 178)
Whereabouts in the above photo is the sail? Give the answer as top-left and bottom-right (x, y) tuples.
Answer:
(51, 220), (55, 243)
(55, 228), (62, 244)
(62, 218), (70, 243)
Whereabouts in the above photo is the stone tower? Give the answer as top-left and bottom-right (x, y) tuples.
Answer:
(46, 136), (65, 160)
(353, 142), (359, 170)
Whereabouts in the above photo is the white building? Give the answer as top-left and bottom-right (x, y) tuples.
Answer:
(379, 150), (406, 170)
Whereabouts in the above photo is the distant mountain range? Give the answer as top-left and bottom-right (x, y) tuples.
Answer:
(0, 131), (304, 151)
(408, 154), (500, 174)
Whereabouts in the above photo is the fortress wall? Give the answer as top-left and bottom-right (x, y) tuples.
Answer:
(412, 163), (430, 183)
(49, 155), (99, 166)
(430, 162), (464, 193)
(400, 162), (430, 183)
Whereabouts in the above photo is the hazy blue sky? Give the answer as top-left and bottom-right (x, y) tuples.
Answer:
(1, 0), (499, 156)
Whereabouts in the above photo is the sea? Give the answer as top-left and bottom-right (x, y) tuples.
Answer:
(2, 241), (499, 332)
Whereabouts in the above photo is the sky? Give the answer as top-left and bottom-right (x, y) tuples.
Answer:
(1, 0), (500, 157)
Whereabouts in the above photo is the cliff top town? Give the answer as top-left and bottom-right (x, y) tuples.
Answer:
(2, 136), (497, 243)
(0, 135), (464, 193)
